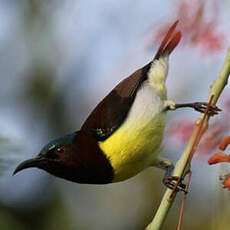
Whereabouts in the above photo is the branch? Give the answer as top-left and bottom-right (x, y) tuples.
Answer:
(146, 48), (230, 230)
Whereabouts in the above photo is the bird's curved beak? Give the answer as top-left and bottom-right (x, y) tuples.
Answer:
(13, 157), (44, 175)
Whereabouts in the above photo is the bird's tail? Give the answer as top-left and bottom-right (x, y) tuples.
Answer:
(154, 20), (181, 60)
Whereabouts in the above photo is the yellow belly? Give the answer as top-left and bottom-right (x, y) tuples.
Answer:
(99, 113), (166, 182)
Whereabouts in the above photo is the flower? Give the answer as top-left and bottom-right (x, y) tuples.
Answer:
(208, 153), (230, 165)
(220, 174), (230, 190)
(146, 0), (226, 54)
(208, 136), (230, 190)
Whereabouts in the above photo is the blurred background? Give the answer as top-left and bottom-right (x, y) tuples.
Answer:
(0, 0), (230, 229)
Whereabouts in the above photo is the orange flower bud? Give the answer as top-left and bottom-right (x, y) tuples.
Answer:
(208, 153), (230, 165)
(220, 174), (230, 190)
(219, 136), (230, 151)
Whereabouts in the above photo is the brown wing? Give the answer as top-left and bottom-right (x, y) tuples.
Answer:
(81, 20), (181, 141)
(81, 63), (151, 140)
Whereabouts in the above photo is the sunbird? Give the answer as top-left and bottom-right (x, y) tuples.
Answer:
(13, 21), (219, 191)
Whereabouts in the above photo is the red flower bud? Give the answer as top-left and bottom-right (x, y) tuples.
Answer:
(219, 136), (230, 151)
(220, 174), (230, 190)
(208, 153), (230, 165)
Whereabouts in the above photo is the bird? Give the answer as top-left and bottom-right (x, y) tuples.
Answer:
(13, 21), (220, 191)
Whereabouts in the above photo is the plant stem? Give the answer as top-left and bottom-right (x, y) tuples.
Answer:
(146, 48), (230, 230)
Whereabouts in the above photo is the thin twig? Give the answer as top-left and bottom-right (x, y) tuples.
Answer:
(177, 170), (192, 230)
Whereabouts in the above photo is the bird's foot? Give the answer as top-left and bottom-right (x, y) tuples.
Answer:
(163, 176), (187, 194)
(191, 102), (221, 116)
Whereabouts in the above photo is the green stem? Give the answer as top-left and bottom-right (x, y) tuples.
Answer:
(146, 48), (230, 230)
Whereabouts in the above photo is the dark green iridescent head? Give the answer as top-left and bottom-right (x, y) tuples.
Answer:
(13, 132), (76, 176)
(39, 133), (76, 156)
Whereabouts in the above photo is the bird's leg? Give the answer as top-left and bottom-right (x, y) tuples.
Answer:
(154, 157), (187, 194)
(165, 100), (221, 116)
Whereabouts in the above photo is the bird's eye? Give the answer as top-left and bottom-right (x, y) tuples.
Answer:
(55, 146), (65, 154)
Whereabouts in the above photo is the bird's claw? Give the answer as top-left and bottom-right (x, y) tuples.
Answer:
(193, 102), (221, 116)
(163, 176), (188, 194)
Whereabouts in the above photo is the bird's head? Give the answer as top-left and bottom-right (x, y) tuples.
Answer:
(13, 131), (114, 184)
(13, 133), (78, 180)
